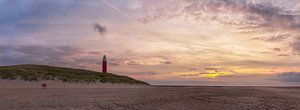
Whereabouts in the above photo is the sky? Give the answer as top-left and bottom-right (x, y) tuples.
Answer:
(1, 0), (300, 86)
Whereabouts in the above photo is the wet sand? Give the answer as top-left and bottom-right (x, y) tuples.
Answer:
(0, 81), (299, 110)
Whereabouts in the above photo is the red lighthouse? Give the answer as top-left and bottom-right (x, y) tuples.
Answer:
(102, 55), (107, 73)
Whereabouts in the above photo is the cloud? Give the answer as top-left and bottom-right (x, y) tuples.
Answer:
(137, 0), (300, 32)
(272, 48), (281, 52)
(125, 71), (159, 75)
(119, 55), (173, 66)
(220, 60), (295, 67)
(181, 73), (199, 77)
(93, 23), (107, 36)
(86, 51), (103, 56)
(218, 74), (258, 78)
(0, 0), (84, 34)
(180, 67), (236, 78)
(277, 54), (289, 56)
(290, 37), (300, 54)
(252, 33), (290, 42)
(204, 68), (218, 71)
(277, 72), (300, 82)
(124, 59), (139, 66)
(18, 45), (83, 58)
(201, 67), (229, 75)
(161, 61), (172, 65)
(0, 45), (84, 66)
(265, 34), (290, 42)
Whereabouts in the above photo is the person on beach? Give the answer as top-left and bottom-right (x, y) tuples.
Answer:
(41, 83), (47, 88)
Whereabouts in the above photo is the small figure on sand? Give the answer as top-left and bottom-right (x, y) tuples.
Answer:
(41, 83), (47, 89)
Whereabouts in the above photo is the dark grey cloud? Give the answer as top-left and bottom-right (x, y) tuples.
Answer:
(160, 61), (172, 65)
(179, 69), (259, 78)
(272, 48), (281, 52)
(244, 3), (299, 30)
(93, 23), (107, 36)
(181, 74), (199, 77)
(180, 70), (225, 78)
(277, 72), (300, 82)
(17, 45), (83, 58)
(201, 67), (230, 75)
(290, 37), (300, 54)
(204, 68), (218, 71)
(156, 55), (173, 65)
(0, 45), (84, 66)
(181, 67), (230, 77)
(218, 74), (258, 78)
(277, 54), (289, 56)
(200, 67), (221, 74)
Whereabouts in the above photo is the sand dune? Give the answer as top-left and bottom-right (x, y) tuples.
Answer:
(0, 80), (299, 110)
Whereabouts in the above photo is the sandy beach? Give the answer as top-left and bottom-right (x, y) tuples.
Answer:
(0, 80), (299, 110)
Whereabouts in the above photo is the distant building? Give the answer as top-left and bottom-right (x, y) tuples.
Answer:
(102, 55), (107, 73)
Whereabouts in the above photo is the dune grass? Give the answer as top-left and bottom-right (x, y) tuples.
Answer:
(0, 64), (149, 85)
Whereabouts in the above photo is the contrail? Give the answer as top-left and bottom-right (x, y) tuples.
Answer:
(101, 0), (132, 19)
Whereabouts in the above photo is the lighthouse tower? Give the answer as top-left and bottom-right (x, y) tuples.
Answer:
(102, 55), (107, 73)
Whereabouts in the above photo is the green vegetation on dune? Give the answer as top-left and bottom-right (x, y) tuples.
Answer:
(0, 64), (149, 85)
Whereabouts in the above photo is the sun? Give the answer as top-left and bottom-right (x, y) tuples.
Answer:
(202, 73), (223, 78)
